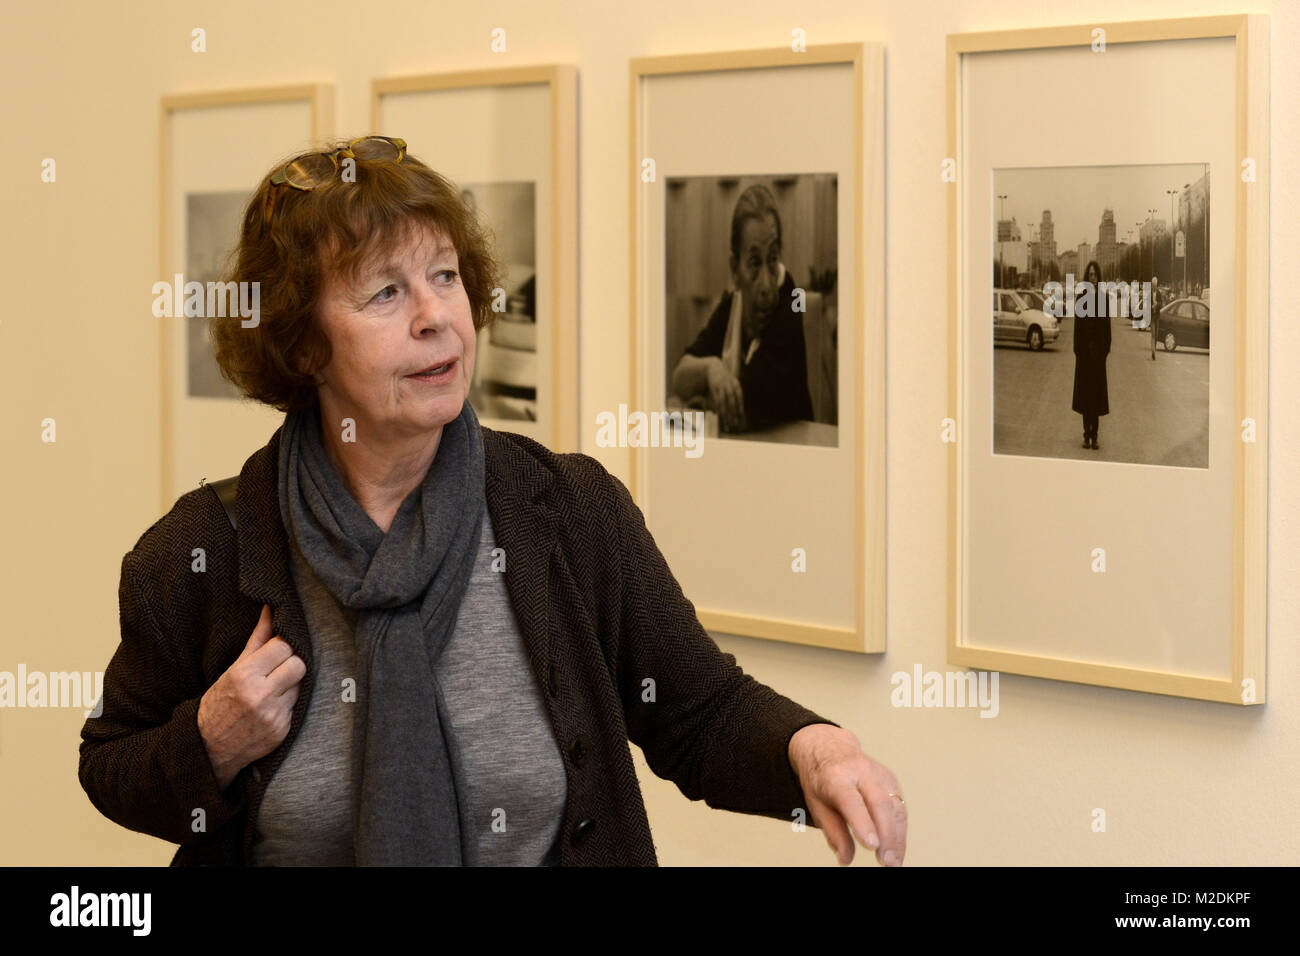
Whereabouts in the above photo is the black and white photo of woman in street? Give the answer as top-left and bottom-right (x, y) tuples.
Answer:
(1072, 259), (1111, 450)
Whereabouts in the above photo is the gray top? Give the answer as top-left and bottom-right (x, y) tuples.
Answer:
(250, 510), (568, 865)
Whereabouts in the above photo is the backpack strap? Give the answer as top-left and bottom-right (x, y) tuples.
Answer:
(205, 475), (239, 532)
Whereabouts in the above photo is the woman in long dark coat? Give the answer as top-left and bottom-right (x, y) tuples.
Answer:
(1072, 259), (1111, 450)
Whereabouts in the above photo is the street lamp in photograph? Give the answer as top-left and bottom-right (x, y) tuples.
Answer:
(1166, 187), (1178, 290)
(997, 193), (1007, 288)
(1201, 163), (1209, 294)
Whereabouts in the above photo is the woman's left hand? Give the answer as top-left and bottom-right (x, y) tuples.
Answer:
(788, 723), (907, 866)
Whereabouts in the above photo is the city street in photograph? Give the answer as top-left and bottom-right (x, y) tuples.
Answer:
(992, 163), (1210, 467)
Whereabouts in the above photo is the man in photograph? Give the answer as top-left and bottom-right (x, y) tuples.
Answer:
(670, 184), (814, 432)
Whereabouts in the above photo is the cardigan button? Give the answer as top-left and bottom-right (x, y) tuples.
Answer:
(569, 735), (588, 767)
(571, 818), (595, 846)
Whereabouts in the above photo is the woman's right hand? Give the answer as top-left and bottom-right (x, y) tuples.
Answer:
(197, 604), (307, 791)
(705, 358), (746, 432)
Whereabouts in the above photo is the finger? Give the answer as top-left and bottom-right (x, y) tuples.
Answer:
(714, 388), (734, 431)
(806, 791), (855, 866)
(893, 797), (908, 864)
(820, 777), (880, 861)
(861, 780), (904, 866)
(250, 635), (294, 677)
(712, 387), (733, 429)
(718, 390), (734, 430)
(719, 382), (738, 429)
(240, 605), (275, 657)
(266, 652), (307, 695)
(725, 381), (744, 429)
(713, 395), (732, 432)
(886, 782), (908, 863)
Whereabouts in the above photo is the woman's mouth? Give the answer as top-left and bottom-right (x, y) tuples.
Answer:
(407, 358), (458, 385)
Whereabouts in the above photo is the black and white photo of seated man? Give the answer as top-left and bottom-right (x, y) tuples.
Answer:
(669, 183), (819, 437)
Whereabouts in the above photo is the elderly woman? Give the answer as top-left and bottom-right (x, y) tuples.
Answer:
(78, 137), (905, 866)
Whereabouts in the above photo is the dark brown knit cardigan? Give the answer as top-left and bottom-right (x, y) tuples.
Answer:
(78, 422), (837, 865)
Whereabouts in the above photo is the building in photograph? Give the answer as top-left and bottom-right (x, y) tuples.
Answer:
(1176, 170), (1210, 292)
(1139, 217), (1167, 243)
(1029, 209), (1057, 269)
(1096, 208), (1120, 277)
(997, 239), (1029, 274)
(1057, 249), (1078, 279)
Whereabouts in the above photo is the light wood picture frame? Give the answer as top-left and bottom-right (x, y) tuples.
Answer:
(946, 16), (1269, 703)
(372, 65), (579, 452)
(630, 45), (886, 653)
(159, 83), (333, 512)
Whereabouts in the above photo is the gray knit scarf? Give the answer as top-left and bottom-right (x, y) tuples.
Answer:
(277, 399), (486, 865)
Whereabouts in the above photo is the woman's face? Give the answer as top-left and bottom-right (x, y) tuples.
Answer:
(1085, 263), (1100, 284)
(311, 220), (477, 442)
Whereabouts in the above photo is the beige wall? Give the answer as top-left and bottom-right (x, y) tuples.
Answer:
(2, 0), (1296, 866)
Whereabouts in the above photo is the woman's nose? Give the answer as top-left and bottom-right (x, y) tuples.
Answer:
(410, 282), (451, 332)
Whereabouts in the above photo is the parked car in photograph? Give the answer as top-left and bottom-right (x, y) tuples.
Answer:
(993, 288), (1059, 350)
(1155, 297), (1209, 352)
(1016, 287), (1067, 320)
(1016, 288), (1046, 310)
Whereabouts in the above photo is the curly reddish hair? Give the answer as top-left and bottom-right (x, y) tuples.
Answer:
(209, 138), (504, 413)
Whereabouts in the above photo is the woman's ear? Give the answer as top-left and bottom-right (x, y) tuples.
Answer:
(295, 348), (323, 382)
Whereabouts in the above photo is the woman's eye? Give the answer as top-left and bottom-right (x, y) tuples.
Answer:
(370, 284), (397, 304)
(434, 269), (459, 284)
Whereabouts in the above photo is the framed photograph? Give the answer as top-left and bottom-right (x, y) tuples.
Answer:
(159, 84), (333, 511)
(947, 16), (1269, 703)
(630, 44), (885, 652)
(372, 65), (578, 451)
